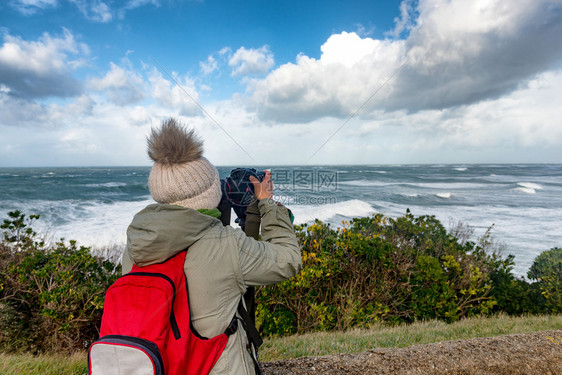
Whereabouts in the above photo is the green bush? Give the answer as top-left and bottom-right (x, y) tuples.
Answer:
(484, 251), (543, 315)
(0, 211), (120, 353)
(256, 211), (502, 336)
(487, 247), (561, 315)
(528, 247), (561, 312)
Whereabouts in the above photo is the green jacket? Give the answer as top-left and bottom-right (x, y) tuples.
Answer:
(122, 198), (302, 375)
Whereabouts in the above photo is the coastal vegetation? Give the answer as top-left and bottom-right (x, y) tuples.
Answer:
(0, 211), (119, 353)
(256, 211), (560, 336)
(0, 210), (560, 355)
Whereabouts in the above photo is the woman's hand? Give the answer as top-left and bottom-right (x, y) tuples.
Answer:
(249, 170), (273, 201)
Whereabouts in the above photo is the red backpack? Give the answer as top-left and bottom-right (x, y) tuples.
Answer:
(88, 251), (238, 375)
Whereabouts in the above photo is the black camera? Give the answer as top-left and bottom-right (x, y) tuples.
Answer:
(220, 168), (266, 229)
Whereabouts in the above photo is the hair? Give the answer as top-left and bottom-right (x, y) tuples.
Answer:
(147, 118), (204, 165)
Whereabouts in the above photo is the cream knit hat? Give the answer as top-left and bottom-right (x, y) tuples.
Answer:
(147, 118), (222, 210)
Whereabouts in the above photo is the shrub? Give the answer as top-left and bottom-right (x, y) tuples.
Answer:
(0, 211), (121, 353)
(484, 252), (543, 315)
(255, 211), (501, 336)
(528, 247), (561, 312)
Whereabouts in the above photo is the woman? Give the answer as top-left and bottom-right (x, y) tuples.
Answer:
(122, 118), (302, 374)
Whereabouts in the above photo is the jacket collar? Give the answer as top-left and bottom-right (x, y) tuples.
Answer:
(125, 203), (221, 267)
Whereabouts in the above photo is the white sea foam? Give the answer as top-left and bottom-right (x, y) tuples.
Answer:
(514, 182), (543, 194)
(291, 199), (375, 226)
(454, 167), (468, 171)
(84, 182), (129, 188)
(382, 203), (562, 277)
(4, 197), (377, 250)
(436, 193), (452, 199)
(408, 182), (488, 189)
(70, 199), (153, 247)
(517, 182), (543, 190)
(401, 193), (420, 197)
(514, 187), (536, 194)
(2, 197), (154, 250)
(339, 180), (389, 187)
(67, 200), (153, 249)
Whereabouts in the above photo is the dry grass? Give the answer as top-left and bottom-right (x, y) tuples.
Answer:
(0, 352), (86, 375)
(1, 314), (560, 374)
(259, 313), (562, 361)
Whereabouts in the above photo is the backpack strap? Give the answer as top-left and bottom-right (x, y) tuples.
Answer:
(237, 299), (264, 375)
(224, 314), (238, 337)
(237, 299), (262, 347)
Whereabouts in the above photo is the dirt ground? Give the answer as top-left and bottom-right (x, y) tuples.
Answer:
(261, 329), (562, 375)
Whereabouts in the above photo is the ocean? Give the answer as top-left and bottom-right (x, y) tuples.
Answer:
(1, 164), (560, 277)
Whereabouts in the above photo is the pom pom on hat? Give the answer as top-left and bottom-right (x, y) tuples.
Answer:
(147, 118), (222, 210)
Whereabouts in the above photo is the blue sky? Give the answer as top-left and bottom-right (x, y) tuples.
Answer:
(1, 0), (562, 167)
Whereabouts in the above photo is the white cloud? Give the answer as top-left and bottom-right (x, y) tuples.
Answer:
(123, 0), (160, 10)
(219, 47), (231, 56)
(10, 0), (160, 22)
(148, 69), (202, 116)
(320, 32), (383, 68)
(2, 0), (561, 167)
(117, 0), (160, 19)
(8, 0), (58, 15)
(387, 0), (418, 39)
(200, 45), (276, 79)
(249, 34), (404, 122)
(69, 0), (112, 22)
(0, 90), (154, 166)
(313, 69), (562, 163)
(0, 29), (88, 98)
(1, 66), (561, 167)
(88, 62), (145, 106)
(229, 46), (274, 77)
(200, 55), (218, 75)
(247, 0), (562, 123)
(441, 70), (562, 149)
(0, 92), (49, 128)
(393, 0), (562, 111)
(199, 47), (233, 76)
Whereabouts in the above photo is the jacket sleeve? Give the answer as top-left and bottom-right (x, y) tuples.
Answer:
(234, 198), (302, 286)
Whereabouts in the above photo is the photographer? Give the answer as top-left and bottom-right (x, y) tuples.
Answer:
(121, 118), (302, 375)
